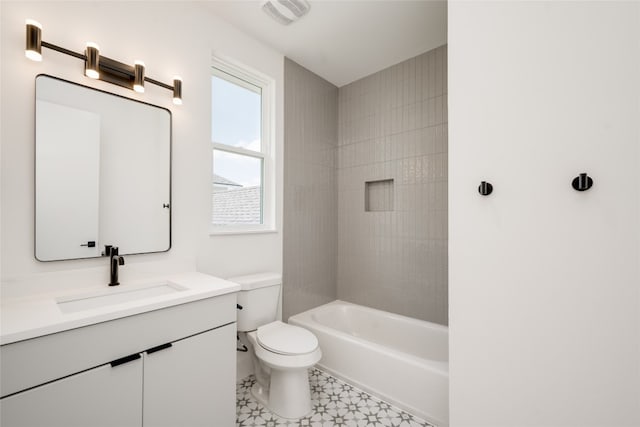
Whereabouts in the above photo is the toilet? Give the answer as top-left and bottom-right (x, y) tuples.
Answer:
(230, 273), (322, 419)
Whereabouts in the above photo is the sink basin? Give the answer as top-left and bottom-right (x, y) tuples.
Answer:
(57, 282), (185, 314)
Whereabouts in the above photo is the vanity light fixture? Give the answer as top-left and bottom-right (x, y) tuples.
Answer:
(25, 19), (42, 61)
(133, 60), (145, 93)
(172, 77), (182, 105)
(84, 42), (100, 79)
(24, 19), (182, 104)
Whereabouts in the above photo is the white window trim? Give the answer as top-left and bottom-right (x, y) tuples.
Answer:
(210, 56), (276, 235)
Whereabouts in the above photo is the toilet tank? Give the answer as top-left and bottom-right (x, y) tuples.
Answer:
(229, 272), (282, 332)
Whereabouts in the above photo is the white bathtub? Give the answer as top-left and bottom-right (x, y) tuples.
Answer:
(289, 300), (448, 426)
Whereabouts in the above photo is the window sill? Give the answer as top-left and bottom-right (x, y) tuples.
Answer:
(208, 227), (277, 236)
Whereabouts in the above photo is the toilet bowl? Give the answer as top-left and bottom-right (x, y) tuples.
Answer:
(229, 273), (322, 419)
(246, 321), (322, 419)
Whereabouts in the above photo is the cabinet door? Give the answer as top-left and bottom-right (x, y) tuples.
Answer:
(143, 324), (236, 427)
(0, 356), (142, 427)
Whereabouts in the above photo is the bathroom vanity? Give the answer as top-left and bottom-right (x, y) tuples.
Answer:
(0, 272), (239, 427)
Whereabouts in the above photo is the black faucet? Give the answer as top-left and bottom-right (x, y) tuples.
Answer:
(104, 245), (125, 286)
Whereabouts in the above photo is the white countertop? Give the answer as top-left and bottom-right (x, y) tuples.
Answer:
(0, 272), (240, 345)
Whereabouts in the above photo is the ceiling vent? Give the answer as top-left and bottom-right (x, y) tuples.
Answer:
(262, 0), (310, 25)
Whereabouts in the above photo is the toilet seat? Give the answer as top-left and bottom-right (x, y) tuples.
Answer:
(257, 321), (318, 355)
(247, 324), (322, 371)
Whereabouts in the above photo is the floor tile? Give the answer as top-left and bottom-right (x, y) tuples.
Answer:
(236, 368), (434, 427)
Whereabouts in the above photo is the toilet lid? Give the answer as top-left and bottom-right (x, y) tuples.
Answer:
(256, 321), (318, 355)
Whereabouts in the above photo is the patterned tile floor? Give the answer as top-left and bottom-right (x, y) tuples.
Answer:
(236, 368), (434, 427)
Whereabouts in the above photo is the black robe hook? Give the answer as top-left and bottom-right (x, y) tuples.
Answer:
(478, 181), (493, 196)
(572, 173), (593, 191)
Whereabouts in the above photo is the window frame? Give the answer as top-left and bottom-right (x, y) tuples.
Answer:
(209, 56), (276, 235)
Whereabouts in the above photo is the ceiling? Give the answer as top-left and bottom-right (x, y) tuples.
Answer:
(206, 1), (447, 87)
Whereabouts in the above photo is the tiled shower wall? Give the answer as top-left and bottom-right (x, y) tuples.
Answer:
(282, 59), (338, 321)
(337, 46), (448, 324)
(283, 47), (448, 324)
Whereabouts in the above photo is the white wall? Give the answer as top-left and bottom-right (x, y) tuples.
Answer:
(0, 2), (283, 296)
(449, 2), (640, 426)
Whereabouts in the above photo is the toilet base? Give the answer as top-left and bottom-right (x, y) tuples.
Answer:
(251, 368), (313, 419)
(250, 382), (270, 409)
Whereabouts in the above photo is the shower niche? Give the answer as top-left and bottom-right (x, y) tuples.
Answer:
(365, 179), (395, 212)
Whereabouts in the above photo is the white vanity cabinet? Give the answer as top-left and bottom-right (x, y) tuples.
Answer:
(0, 291), (237, 427)
(0, 356), (143, 427)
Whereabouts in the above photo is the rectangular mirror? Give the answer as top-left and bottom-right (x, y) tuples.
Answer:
(35, 75), (171, 261)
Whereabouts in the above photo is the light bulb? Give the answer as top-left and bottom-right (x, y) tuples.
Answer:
(25, 19), (43, 62)
(172, 76), (182, 105)
(133, 60), (145, 93)
(84, 42), (100, 79)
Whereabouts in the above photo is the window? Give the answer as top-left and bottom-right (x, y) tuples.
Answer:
(211, 59), (274, 233)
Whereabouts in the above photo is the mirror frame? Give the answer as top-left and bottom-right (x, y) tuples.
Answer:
(34, 74), (172, 262)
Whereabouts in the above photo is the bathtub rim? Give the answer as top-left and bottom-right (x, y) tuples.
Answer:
(312, 299), (449, 332)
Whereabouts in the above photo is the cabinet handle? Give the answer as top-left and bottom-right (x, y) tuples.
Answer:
(110, 353), (141, 367)
(146, 343), (173, 354)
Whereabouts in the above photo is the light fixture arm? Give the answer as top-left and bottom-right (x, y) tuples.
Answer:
(25, 20), (182, 104)
(41, 41), (85, 60)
